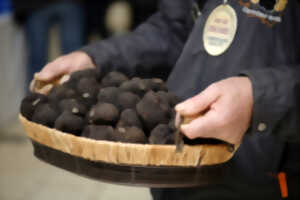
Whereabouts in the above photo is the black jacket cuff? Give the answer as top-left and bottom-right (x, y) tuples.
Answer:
(240, 69), (288, 136)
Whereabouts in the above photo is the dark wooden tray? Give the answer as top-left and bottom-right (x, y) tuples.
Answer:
(32, 140), (231, 188)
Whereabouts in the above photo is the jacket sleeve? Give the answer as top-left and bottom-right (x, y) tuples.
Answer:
(242, 66), (300, 143)
(80, 0), (194, 79)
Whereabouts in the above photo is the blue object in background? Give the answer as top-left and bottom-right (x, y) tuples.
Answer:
(0, 0), (12, 15)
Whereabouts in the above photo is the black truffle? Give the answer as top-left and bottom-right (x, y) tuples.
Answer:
(77, 77), (99, 97)
(113, 127), (147, 144)
(136, 91), (171, 131)
(149, 124), (175, 144)
(48, 85), (77, 101)
(117, 109), (143, 129)
(157, 91), (182, 107)
(58, 98), (87, 116)
(144, 78), (168, 92)
(156, 91), (169, 105)
(117, 92), (140, 110)
(54, 111), (84, 135)
(97, 87), (120, 106)
(120, 78), (148, 97)
(75, 77), (99, 107)
(20, 93), (48, 120)
(32, 103), (59, 127)
(61, 78), (77, 89)
(155, 91), (173, 113)
(79, 95), (97, 109)
(69, 69), (98, 82)
(82, 125), (114, 141)
(101, 71), (129, 87)
(88, 103), (119, 125)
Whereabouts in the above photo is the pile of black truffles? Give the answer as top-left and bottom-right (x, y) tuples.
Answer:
(20, 70), (184, 145)
(21, 69), (226, 145)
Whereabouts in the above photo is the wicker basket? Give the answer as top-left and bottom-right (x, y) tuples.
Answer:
(19, 114), (236, 167)
(21, 76), (238, 187)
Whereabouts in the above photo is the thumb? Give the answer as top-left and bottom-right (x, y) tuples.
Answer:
(175, 84), (220, 116)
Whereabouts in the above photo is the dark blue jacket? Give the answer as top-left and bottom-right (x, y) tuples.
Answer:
(82, 0), (300, 199)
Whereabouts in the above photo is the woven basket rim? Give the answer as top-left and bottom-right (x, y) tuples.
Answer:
(19, 114), (237, 167)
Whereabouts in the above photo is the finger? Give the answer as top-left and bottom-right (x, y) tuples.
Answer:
(29, 79), (36, 92)
(175, 84), (220, 116)
(35, 62), (66, 82)
(37, 84), (53, 95)
(58, 74), (70, 85)
(180, 110), (218, 139)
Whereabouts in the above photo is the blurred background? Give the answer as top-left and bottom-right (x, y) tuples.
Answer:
(0, 0), (157, 199)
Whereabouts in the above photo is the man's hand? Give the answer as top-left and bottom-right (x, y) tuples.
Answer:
(35, 51), (95, 82)
(175, 77), (253, 145)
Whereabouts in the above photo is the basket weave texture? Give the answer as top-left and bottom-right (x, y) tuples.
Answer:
(19, 114), (236, 167)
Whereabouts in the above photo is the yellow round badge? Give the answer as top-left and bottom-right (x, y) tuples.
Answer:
(203, 4), (238, 56)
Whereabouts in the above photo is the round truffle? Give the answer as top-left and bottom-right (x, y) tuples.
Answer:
(77, 77), (99, 97)
(143, 78), (168, 92)
(120, 78), (148, 97)
(136, 91), (171, 131)
(54, 111), (84, 135)
(82, 125), (114, 141)
(48, 85), (77, 101)
(117, 109), (143, 129)
(69, 69), (98, 82)
(101, 71), (129, 87)
(97, 87), (120, 106)
(58, 98), (87, 116)
(113, 127), (147, 144)
(117, 92), (140, 110)
(20, 93), (48, 120)
(32, 103), (59, 127)
(88, 103), (120, 125)
(149, 124), (175, 144)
